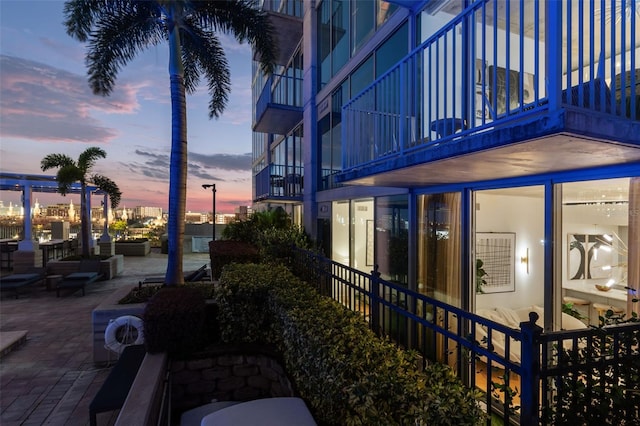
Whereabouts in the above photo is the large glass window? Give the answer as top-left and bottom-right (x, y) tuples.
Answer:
(417, 192), (462, 307)
(375, 195), (408, 284)
(351, 198), (374, 273)
(351, 55), (374, 97)
(319, 82), (347, 190)
(375, 22), (408, 77)
(560, 177), (636, 328)
(331, 201), (350, 265)
(351, 0), (375, 54)
(474, 186), (545, 320)
(317, 0), (398, 89)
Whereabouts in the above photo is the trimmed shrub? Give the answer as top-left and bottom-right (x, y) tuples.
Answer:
(209, 240), (259, 279)
(217, 263), (485, 426)
(143, 287), (207, 357)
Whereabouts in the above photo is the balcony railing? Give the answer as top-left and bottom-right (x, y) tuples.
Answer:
(343, 0), (639, 170)
(254, 164), (304, 201)
(290, 247), (640, 425)
(254, 73), (303, 134)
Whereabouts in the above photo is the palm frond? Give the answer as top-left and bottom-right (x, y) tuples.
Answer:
(56, 165), (85, 195)
(64, 0), (106, 42)
(180, 22), (230, 117)
(41, 154), (75, 171)
(91, 174), (122, 208)
(86, 2), (164, 95)
(78, 147), (107, 172)
(195, 0), (277, 75)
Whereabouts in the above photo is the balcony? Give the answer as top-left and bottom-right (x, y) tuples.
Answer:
(254, 164), (304, 202)
(253, 73), (303, 135)
(255, 1), (303, 66)
(340, 0), (640, 187)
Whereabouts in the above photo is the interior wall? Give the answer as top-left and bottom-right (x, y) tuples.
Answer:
(351, 199), (374, 272)
(331, 201), (350, 265)
(475, 190), (545, 310)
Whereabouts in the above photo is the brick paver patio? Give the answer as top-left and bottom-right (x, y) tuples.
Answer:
(0, 251), (211, 425)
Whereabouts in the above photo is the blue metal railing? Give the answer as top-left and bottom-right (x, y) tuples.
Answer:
(342, 0), (638, 170)
(290, 247), (640, 425)
(254, 164), (303, 200)
(255, 73), (303, 124)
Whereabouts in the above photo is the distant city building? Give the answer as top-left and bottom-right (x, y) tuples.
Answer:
(233, 205), (253, 222)
(134, 206), (163, 220)
(218, 214), (237, 224)
(185, 211), (207, 224)
(45, 202), (79, 221)
(0, 201), (23, 217)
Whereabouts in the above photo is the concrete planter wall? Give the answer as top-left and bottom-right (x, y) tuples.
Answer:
(115, 241), (151, 256)
(92, 285), (146, 365)
(46, 255), (124, 280)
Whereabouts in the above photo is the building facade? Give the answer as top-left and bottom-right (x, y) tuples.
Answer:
(252, 0), (639, 330)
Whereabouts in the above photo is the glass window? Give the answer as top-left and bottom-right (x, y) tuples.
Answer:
(332, 0), (349, 77)
(319, 114), (332, 184)
(332, 201), (350, 265)
(375, 22), (408, 77)
(350, 55), (374, 97)
(376, 195), (409, 284)
(474, 186), (544, 318)
(417, 192), (462, 307)
(377, 1), (398, 28)
(318, 0), (332, 89)
(560, 177), (634, 329)
(351, 198), (374, 273)
(351, 0), (375, 54)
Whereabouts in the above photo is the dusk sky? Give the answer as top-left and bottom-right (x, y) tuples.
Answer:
(0, 0), (256, 214)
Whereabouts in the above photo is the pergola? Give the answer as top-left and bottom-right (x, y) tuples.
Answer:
(0, 172), (110, 251)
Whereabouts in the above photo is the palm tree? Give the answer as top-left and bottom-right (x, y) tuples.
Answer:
(63, 0), (277, 285)
(41, 147), (122, 258)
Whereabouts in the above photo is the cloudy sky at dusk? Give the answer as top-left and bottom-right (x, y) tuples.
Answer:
(0, 0), (255, 214)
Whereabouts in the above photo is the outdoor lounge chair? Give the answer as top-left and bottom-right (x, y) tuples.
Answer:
(89, 344), (146, 426)
(56, 259), (103, 297)
(0, 271), (45, 299)
(138, 264), (211, 288)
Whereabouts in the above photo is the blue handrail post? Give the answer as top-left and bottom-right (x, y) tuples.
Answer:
(519, 311), (543, 426)
(371, 265), (381, 335)
(546, 0), (563, 110)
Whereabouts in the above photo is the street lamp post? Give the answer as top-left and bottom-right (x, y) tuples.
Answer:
(202, 184), (216, 240)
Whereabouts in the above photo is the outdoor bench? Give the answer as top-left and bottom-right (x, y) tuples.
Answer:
(89, 344), (146, 426)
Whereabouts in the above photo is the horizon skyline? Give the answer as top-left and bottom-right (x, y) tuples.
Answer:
(0, 1), (257, 214)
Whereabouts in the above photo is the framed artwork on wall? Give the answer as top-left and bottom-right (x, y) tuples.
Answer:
(568, 234), (613, 280)
(475, 61), (536, 120)
(476, 232), (516, 293)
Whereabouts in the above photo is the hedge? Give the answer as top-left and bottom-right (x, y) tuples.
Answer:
(216, 263), (485, 426)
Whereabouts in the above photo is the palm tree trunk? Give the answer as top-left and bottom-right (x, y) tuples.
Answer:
(165, 20), (186, 286)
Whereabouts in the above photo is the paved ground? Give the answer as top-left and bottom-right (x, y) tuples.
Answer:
(0, 250), (211, 425)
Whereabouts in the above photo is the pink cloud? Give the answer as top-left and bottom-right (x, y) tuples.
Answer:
(0, 55), (140, 143)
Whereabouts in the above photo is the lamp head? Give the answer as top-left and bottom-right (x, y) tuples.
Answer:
(202, 184), (214, 189)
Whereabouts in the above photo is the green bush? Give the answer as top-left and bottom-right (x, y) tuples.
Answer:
(143, 287), (207, 357)
(221, 208), (312, 264)
(217, 263), (484, 426)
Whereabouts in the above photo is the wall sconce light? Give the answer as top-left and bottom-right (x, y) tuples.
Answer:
(520, 248), (529, 274)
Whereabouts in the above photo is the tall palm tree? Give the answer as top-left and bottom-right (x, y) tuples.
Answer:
(63, 0), (277, 285)
(41, 147), (122, 258)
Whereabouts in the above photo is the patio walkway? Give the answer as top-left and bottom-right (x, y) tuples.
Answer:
(0, 250), (211, 425)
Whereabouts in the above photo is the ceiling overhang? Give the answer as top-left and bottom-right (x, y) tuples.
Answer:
(338, 135), (640, 188)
